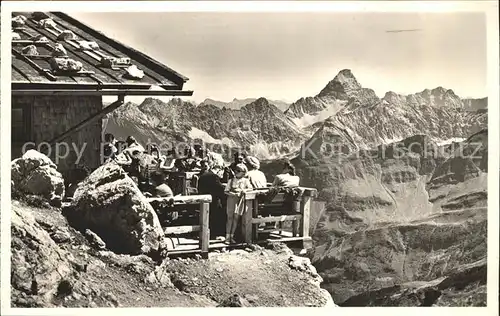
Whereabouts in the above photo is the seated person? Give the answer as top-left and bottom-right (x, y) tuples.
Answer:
(144, 172), (174, 198)
(175, 146), (201, 172)
(102, 133), (118, 164)
(245, 156), (267, 189)
(115, 140), (127, 154)
(272, 161), (300, 187)
(124, 136), (146, 153)
(222, 151), (246, 183)
(149, 145), (176, 172)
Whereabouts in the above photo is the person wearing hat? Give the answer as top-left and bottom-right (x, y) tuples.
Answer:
(222, 151), (247, 183)
(125, 135), (146, 153)
(245, 156), (267, 189)
(224, 163), (253, 244)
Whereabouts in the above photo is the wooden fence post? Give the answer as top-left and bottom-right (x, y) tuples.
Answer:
(241, 195), (254, 244)
(252, 198), (259, 241)
(300, 196), (312, 249)
(199, 202), (210, 258)
(292, 199), (301, 236)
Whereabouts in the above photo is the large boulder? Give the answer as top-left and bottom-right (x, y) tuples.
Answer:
(11, 150), (65, 204)
(64, 162), (164, 255)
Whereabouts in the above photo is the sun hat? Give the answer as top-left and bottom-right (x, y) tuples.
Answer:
(234, 163), (248, 174)
(245, 156), (260, 170)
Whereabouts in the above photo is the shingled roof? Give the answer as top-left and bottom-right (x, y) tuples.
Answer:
(11, 12), (193, 96)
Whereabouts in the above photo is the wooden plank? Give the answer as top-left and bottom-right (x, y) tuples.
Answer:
(252, 215), (302, 224)
(12, 66), (31, 82)
(252, 198), (259, 241)
(47, 96), (124, 144)
(199, 202), (210, 257)
(263, 236), (312, 243)
(209, 242), (248, 249)
(148, 194), (213, 205)
(243, 191), (258, 200)
(301, 188), (318, 197)
(164, 225), (200, 235)
(12, 40), (52, 46)
(12, 49), (57, 81)
(257, 228), (282, 233)
(300, 196), (312, 249)
(242, 199), (254, 243)
(292, 200), (300, 236)
(11, 89), (194, 96)
(12, 60), (52, 83)
(167, 249), (202, 256)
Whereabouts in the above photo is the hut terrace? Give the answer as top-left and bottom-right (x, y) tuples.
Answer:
(11, 12), (320, 256)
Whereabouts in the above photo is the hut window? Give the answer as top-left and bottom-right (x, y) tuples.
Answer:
(12, 106), (32, 142)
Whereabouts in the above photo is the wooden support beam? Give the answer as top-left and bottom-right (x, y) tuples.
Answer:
(263, 236), (312, 243)
(148, 194), (213, 205)
(199, 202), (210, 258)
(252, 198), (259, 241)
(168, 249), (202, 256)
(301, 188), (318, 197)
(292, 200), (301, 237)
(300, 196), (313, 249)
(164, 225), (200, 235)
(251, 215), (302, 224)
(47, 96), (124, 145)
(242, 199), (254, 243)
(11, 89), (194, 96)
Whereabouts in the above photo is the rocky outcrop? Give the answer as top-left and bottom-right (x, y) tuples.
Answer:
(11, 206), (73, 307)
(63, 163), (164, 255)
(10, 202), (199, 307)
(11, 150), (65, 206)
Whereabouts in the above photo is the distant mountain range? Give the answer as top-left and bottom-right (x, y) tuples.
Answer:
(105, 68), (488, 306)
(198, 97), (291, 112)
(105, 69), (487, 161)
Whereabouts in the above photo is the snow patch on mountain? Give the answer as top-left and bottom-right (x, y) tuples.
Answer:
(291, 101), (346, 128)
(188, 127), (237, 147)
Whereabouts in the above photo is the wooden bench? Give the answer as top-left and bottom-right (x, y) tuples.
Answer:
(237, 187), (317, 249)
(166, 171), (199, 196)
(147, 194), (211, 258)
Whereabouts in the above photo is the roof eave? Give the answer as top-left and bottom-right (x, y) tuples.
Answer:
(11, 89), (194, 97)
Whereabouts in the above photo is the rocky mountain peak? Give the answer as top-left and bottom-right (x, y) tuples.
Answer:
(317, 69), (362, 98)
(382, 91), (406, 105)
(242, 97), (275, 113)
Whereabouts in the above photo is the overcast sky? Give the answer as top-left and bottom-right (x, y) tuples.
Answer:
(71, 12), (487, 104)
